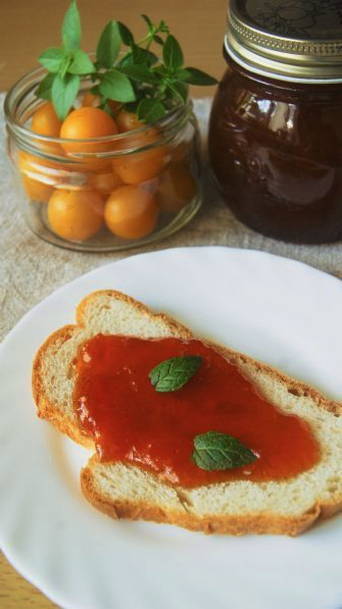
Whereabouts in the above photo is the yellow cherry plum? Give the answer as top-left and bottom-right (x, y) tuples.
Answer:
(157, 162), (197, 213)
(104, 185), (159, 239)
(48, 189), (104, 241)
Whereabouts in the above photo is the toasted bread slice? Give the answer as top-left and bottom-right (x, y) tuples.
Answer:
(32, 290), (342, 535)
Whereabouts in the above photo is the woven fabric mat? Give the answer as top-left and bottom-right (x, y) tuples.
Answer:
(1, 94), (341, 341)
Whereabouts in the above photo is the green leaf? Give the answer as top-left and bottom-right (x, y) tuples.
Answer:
(36, 73), (55, 100)
(141, 14), (153, 31)
(99, 69), (136, 102)
(59, 54), (73, 79)
(192, 431), (257, 471)
(58, 52), (72, 78)
(62, 0), (81, 50)
(117, 52), (135, 68)
(179, 67), (218, 86)
(132, 46), (158, 66)
(120, 64), (158, 85)
(137, 98), (166, 123)
(38, 48), (65, 73)
(118, 48), (157, 69)
(154, 34), (165, 46)
(159, 20), (169, 34)
(163, 34), (184, 70)
(96, 21), (121, 68)
(167, 81), (188, 103)
(52, 73), (79, 119)
(149, 355), (202, 392)
(118, 22), (134, 46)
(68, 49), (95, 74)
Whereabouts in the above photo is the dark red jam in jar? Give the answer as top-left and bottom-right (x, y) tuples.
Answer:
(209, 0), (342, 244)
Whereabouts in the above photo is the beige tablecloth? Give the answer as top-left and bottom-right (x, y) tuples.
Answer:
(1, 94), (341, 341)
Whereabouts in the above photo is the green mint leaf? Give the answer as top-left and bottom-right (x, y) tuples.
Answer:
(154, 34), (165, 46)
(118, 22), (134, 46)
(179, 67), (218, 86)
(132, 45), (158, 66)
(52, 73), (79, 119)
(96, 20), (121, 68)
(192, 431), (257, 471)
(163, 34), (183, 70)
(99, 69), (136, 103)
(117, 53), (135, 69)
(149, 355), (202, 392)
(159, 20), (170, 34)
(38, 48), (65, 73)
(167, 81), (188, 103)
(120, 64), (158, 85)
(69, 49), (95, 74)
(137, 98), (166, 123)
(118, 47), (157, 69)
(141, 14), (153, 31)
(36, 72), (55, 100)
(62, 0), (81, 50)
(59, 54), (73, 79)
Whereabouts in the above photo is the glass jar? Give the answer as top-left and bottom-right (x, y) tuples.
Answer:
(5, 67), (201, 252)
(209, 0), (342, 244)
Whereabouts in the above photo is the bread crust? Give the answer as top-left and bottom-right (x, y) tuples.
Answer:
(32, 289), (342, 536)
(32, 325), (94, 448)
(80, 456), (342, 536)
(32, 290), (192, 446)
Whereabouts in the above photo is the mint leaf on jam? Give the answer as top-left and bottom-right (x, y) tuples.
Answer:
(192, 431), (257, 471)
(149, 355), (202, 392)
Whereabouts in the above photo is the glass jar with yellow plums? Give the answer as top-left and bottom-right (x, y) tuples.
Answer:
(5, 68), (201, 252)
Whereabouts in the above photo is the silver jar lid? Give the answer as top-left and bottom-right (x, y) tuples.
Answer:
(225, 0), (342, 83)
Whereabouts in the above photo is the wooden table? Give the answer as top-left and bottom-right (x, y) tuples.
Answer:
(0, 1), (226, 607)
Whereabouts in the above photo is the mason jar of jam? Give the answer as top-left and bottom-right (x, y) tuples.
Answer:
(209, 0), (342, 244)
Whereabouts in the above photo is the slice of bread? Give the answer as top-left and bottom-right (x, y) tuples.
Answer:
(32, 290), (342, 535)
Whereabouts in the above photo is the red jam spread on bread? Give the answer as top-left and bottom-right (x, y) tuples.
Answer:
(73, 334), (319, 487)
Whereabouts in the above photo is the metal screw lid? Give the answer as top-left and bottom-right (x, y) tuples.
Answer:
(225, 0), (342, 83)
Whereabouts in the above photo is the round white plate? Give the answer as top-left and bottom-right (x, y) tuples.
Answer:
(0, 247), (341, 609)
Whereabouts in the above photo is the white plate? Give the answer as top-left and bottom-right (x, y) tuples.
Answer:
(0, 247), (341, 609)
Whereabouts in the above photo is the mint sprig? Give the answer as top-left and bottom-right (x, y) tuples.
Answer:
(192, 431), (257, 471)
(36, 2), (218, 122)
(37, 1), (94, 118)
(149, 355), (202, 392)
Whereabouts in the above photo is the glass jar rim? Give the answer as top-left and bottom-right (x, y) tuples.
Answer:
(4, 65), (193, 159)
